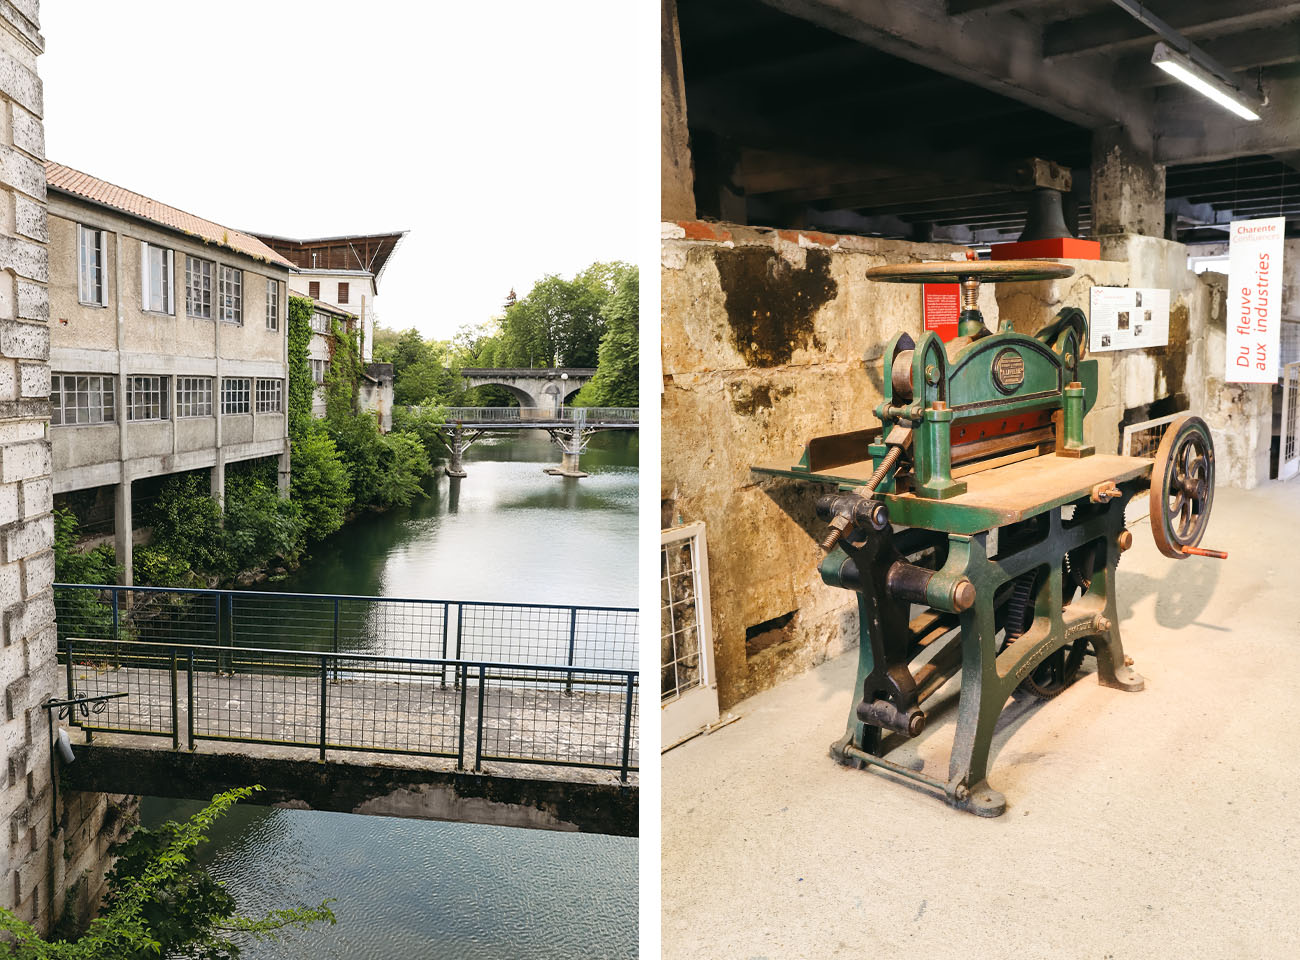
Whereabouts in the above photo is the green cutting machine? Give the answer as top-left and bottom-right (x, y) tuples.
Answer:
(752, 259), (1224, 817)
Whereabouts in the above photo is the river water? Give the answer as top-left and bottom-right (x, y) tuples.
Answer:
(142, 430), (639, 959)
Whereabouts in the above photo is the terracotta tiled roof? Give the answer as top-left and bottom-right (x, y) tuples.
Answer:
(44, 161), (295, 270)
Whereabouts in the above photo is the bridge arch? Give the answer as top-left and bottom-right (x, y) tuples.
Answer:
(459, 368), (596, 412)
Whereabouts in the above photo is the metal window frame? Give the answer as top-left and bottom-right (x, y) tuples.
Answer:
(265, 278), (279, 330)
(217, 265), (242, 325)
(77, 224), (106, 307)
(221, 376), (251, 415)
(185, 256), (213, 319)
(255, 377), (282, 413)
(126, 374), (168, 422)
(1281, 361), (1300, 481)
(51, 373), (115, 427)
(141, 242), (173, 315)
(176, 376), (213, 419)
(660, 522), (720, 749)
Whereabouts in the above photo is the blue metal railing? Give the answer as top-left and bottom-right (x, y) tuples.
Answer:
(54, 585), (639, 779)
(63, 637), (638, 779)
(54, 584), (637, 674)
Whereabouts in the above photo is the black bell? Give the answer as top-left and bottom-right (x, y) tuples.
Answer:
(1019, 188), (1073, 242)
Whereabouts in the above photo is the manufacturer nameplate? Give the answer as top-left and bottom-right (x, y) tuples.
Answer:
(992, 349), (1025, 394)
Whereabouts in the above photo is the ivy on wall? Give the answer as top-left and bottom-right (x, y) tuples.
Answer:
(286, 295), (314, 443)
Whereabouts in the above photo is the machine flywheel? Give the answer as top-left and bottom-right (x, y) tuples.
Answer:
(1149, 415), (1215, 559)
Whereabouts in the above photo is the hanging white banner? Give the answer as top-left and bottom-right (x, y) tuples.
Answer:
(1226, 216), (1285, 383)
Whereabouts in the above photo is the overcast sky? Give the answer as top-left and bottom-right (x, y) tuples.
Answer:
(41, 2), (640, 342)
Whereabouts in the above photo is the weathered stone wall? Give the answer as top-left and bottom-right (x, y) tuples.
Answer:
(661, 221), (983, 709)
(0, 5), (136, 934)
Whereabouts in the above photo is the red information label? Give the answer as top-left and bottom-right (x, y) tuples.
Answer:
(923, 283), (960, 342)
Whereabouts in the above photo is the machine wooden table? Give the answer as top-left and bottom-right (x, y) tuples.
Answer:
(753, 260), (1223, 816)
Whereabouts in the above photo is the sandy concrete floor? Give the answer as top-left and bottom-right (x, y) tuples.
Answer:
(663, 482), (1300, 960)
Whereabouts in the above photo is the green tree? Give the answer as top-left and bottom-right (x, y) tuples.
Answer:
(0, 787), (334, 959)
(289, 427), (352, 541)
(574, 266), (638, 407)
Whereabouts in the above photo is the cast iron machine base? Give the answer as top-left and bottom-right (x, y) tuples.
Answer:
(752, 259), (1224, 816)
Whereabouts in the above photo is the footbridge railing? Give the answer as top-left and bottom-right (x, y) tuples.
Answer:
(53, 585), (639, 780)
(435, 406), (638, 424)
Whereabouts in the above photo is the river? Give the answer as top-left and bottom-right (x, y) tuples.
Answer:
(142, 429), (639, 959)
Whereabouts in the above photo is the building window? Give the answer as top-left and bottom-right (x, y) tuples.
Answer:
(218, 266), (242, 324)
(126, 375), (168, 421)
(337, 282), (349, 304)
(308, 280), (320, 299)
(186, 256), (213, 319)
(51, 374), (115, 426)
(78, 225), (107, 306)
(266, 279), (279, 330)
(311, 359), (329, 384)
(221, 377), (251, 414)
(141, 242), (174, 314)
(311, 311), (331, 334)
(255, 378), (283, 413)
(176, 377), (213, 418)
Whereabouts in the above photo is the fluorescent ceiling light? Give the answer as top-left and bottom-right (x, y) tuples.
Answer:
(1152, 42), (1261, 121)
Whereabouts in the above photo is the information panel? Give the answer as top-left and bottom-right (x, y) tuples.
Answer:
(922, 283), (960, 343)
(1088, 287), (1169, 352)
(1226, 217), (1285, 383)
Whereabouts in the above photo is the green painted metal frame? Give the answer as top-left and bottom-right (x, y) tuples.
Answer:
(822, 484), (1144, 815)
(750, 303), (1162, 815)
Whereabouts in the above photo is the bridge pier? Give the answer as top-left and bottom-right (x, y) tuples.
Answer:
(445, 426), (468, 478)
(544, 415), (591, 479)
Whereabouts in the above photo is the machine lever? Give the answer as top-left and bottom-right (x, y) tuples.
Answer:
(1180, 545), (1228, 559)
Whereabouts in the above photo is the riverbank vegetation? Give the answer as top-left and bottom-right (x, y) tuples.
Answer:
(52, 262), (637, 588)
(0, 787), (334, 958)
(374, 260), (639, 409)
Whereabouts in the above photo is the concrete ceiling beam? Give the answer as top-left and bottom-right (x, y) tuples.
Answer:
(1155, 70), (1300, 165)
(1115, 24), (1300, 87)
(1043, 0), (1300, 60)
(753, 0), (1156, 143)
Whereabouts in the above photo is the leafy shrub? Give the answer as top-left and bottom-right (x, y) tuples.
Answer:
(327, 411), (431, 510)
(224, 473), (305, 571)
(290, 427), (351, 541)
(0, 786), (334, 958)
(145, 473), (231, 578)
(391, 405), (447, 464)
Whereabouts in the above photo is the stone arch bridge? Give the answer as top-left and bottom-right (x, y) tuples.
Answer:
(460, 367), (595, 414)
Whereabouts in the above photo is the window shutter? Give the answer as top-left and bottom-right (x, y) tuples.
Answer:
(338, 282), (349, 304)
(166, 249), (175, 314)
(309, 281), (320, 299)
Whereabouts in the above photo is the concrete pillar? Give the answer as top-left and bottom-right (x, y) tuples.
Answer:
(277, 449), (291, 497)
(661, 0), (695, 220)
(1091, 125), (1166, 247)
(445, 427), (468, 478)
(210, 456), (225, 509)
(114, 480), (133, 588)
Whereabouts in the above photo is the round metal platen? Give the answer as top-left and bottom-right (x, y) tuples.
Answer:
(864, 260), (1075, 284)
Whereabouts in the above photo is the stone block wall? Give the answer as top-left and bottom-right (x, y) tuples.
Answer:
(0, 2), (134, 935)
(661, 221), (985, 709)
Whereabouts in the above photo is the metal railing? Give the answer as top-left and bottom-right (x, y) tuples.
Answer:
(53, 585), (637, 675)
(63, 637), (638, 779)
(431, 406), (638, 424)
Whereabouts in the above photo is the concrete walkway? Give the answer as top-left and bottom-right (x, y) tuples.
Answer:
(663, 482), (1300, 959)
